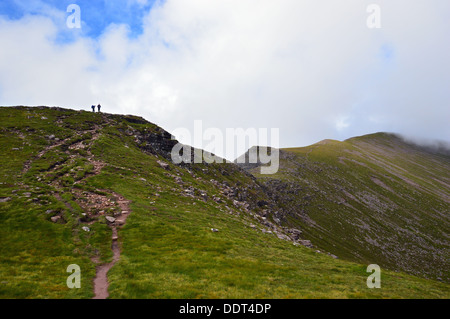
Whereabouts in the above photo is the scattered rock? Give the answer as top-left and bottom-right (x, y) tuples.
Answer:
(51, 216), (61, 223)
(257, 200), (269, 207)
(157, 160), (170, 170)
(82, 226), (90, 232)
(213, 196), (222, 203)
(276, 233), (291, 241)
(105, 216), (116, 224)
(211, 228), (219, 233)
(298, 240), (313, 248)
(0, 197), (11, 203)
(285, 228), (302, 241)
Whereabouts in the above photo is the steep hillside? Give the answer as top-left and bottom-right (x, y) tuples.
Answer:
(0, 106), (449, 298)
(240, 133), (450, 282)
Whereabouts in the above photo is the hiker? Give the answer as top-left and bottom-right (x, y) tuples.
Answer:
(97, 104), (101, 113)
(91, 105), (95, 112)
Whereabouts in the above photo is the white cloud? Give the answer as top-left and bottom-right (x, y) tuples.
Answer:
(0, 0), (449, 160)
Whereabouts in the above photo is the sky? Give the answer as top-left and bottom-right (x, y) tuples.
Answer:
(0, 0), (449, 160)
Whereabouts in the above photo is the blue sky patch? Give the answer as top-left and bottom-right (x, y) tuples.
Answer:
(0, 0), (159, 40)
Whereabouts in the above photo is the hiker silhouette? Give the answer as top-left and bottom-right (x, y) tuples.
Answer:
(91, 105), (95, 112)
(97, 104), (101, 112)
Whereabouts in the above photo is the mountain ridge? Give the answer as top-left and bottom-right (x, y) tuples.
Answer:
(0, 106), (449, 298)
(239, 131), (449, 282)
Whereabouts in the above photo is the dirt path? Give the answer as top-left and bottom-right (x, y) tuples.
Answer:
(92, 194), (131, 299)
(23, 120), (132, 299)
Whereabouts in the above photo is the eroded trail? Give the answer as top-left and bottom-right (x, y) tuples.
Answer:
(22, 119), (133, 299)
(92, 194), (131, 299)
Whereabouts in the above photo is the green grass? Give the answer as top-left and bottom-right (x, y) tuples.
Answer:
(0, 106), (449, 299)
(248, 133), (450, 282)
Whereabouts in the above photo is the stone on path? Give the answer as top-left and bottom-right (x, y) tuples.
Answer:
(105, 216), (116, 224)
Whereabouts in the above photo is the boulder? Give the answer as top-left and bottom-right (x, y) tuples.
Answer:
(298, 240), (313, 248)
(51, 216), (61, 223)
(157, 160), (170, 170)
(0, 197), (11, 203)
(105, 216), (116, 223)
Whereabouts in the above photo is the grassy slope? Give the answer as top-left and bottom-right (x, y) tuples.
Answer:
(0, 107), (449, 298)
(249, 133), (449, 282)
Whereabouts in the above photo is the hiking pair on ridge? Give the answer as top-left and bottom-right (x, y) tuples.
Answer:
(91, 104), (101, 112)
